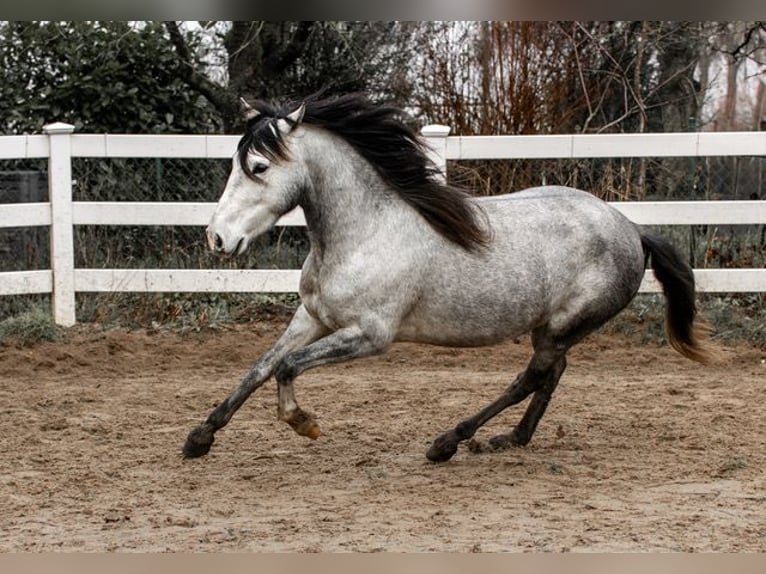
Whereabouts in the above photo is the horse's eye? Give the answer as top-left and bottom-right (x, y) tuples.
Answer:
(252, 163), (269, 175)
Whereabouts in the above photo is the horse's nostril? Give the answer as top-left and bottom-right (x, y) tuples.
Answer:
(214, 233), (224, 251)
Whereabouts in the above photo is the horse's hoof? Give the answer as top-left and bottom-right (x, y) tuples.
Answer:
(467, 433), (521, 455)
(182, 425), (215, 459)
(304, 424), (321, 440)
(284, 409), (320, 439)
(467, 438), (491, 454)
(426, 436), (458, 462)
(488, 432), (523, 450)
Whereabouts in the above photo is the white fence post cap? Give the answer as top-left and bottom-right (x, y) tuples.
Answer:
(421, 124), (451, 137)
(43, 122), (76, 134)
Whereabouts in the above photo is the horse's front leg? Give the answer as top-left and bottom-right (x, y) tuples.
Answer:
(182, 305), (328, 458)
(274, 324), (391, 438)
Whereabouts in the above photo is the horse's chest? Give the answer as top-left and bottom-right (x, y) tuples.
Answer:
(300, 289), (347, 333)
(301, 252), (398, 332)
(298, 261), (347, 331)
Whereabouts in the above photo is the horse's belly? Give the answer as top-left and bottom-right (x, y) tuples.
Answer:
(395, 296), (542, 347)
(395, 319), (531, 347)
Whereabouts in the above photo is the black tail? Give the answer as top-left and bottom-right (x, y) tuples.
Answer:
(640, 231), (716, 364)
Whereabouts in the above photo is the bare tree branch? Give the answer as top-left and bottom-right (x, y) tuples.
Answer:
(264, 21), (313, 73)
(730, 21), (766, 62)
(575, 22), (648, 131)
(164, 22), (231, 106)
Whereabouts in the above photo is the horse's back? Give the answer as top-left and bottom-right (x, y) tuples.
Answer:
(480, 186), (642, 260)
(478, 186), (627, 225)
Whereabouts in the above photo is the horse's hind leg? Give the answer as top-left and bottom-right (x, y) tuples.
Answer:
(506, 362), (564, 446)
(426, 342), (566, 462)
(469, 289), (633, 454)
(469, 355), (566, 453)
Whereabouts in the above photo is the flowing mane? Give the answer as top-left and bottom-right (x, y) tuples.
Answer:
(237, 92), (489, 251)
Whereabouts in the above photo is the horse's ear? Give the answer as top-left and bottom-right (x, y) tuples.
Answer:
(240, 97), (260, 121)
(276, 103), (305, 135)
(287, 103), (306, 124)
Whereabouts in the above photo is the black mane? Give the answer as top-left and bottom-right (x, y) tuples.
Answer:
(238, 92), (489, 251)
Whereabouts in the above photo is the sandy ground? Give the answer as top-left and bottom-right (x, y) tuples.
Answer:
(0, 318), (764, 552)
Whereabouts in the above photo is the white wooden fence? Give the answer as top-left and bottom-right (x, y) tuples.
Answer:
(1, 123), (765, 326)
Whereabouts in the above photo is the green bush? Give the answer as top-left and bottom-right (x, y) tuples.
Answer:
(76, 292), (300, 332)
(0, 307), (61, 347)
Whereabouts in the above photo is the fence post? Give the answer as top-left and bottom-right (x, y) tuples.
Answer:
(44, 122), (76, 326)
(421, 124), (451, 183)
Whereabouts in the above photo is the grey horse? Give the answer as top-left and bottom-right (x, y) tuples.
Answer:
(183, 92), (715, 462)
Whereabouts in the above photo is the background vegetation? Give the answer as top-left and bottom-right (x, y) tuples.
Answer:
(0, 21), (764, 346)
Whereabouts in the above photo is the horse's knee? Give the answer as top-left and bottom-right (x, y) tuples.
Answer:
(274, 357), (298, 385)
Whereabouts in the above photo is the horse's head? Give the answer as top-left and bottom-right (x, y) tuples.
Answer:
(207, 99), (307, 255)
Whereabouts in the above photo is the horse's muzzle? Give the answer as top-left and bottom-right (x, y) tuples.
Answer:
(206, 226), (244, 256)
(206, 226), (225, 252)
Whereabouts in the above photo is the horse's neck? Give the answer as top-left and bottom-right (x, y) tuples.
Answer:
(299, 132), (411, 254)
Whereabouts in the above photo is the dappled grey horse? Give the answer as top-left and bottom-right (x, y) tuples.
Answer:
(183, 92), (715, 462)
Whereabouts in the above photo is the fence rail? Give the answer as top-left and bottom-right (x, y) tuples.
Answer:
(1, 123), (765, 326)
